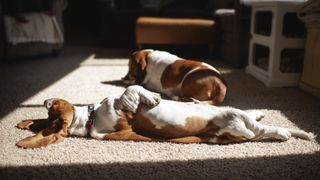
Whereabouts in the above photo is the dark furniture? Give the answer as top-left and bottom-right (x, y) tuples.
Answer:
(100, 0), (251, 68)
(100, 0), (234, 48)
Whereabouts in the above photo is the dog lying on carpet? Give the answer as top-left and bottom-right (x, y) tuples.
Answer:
(16, 85), (314, 148)
(122, 49), (227, 105)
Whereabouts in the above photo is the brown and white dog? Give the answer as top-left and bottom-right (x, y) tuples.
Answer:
(122, 49), (227, 105)
(16, 85), (314, 148)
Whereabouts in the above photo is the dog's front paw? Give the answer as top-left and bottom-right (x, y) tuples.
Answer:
(144, 93), (161, 107)
(17, 120), (34, 129)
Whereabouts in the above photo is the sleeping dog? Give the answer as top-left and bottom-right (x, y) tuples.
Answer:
(122, 49), (227, 105)
(16, 85), (314, 148)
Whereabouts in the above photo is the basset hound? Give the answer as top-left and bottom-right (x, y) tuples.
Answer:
(122, 49), (227, 105)
(16, 85), (314, 148)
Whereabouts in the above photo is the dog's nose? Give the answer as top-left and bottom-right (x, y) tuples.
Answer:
(122, 74), (136, 85)
(121, 74), (130, 81)
(44, 99), (55, 110)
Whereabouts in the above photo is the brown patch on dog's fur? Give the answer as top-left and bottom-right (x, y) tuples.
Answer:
(181, 69), (227, 105)
(130, 106), (249, 144)
(104, 111), (154, 141)
(113, 110), (134, 131)
(16, 99), (74, 148)
(160, 60), (203, 89)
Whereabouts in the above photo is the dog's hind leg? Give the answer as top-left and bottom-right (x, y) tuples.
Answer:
(252, 124), (314, 141)
(241, 115), (315, 141)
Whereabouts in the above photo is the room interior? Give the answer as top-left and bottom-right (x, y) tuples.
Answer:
(0, 0), (320, 179)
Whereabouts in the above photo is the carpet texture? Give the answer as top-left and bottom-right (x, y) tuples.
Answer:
(0, 47), (320, 180)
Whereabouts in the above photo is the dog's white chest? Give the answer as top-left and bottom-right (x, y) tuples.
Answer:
(90, 96), (121, 138)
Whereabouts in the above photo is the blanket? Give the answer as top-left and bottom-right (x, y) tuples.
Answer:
(4, 13), (64, 45)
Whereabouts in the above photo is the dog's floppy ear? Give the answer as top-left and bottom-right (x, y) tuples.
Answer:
(123, 50), (153, 85)
(16, 98), (74, 148)
(132, 50), (153, 71)
(16, 118), (66, 148)
(134, 52), (147, 71)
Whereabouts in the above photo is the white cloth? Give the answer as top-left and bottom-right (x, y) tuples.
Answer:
(4, 13), (64, 45)
(215, 9), (235, 16)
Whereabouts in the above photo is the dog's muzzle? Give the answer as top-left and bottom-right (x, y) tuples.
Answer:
(122, 74), (136, 85)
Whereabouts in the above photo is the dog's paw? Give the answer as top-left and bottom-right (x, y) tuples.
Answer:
(144, 93), (161, 107)
(17, 120), (34, 129)
(254, 111), (265, 121)
(275, 128), (292, 141)
(305, 132), (317, 141)
(247, 110), (265, 121)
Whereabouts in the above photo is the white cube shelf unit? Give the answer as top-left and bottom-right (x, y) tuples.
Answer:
(246, 0), (307, 87)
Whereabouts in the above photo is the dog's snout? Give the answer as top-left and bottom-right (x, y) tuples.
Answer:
(122, 74), (136, 85)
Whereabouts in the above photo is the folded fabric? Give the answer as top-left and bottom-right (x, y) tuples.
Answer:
(4, 13), (64, 45)
(214, 9), (235, 16)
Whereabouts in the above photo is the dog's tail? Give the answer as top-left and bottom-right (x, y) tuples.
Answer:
(288, 129), (316, 140)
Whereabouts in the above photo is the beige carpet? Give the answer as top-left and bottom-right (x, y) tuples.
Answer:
(0, 46), (319, 180)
